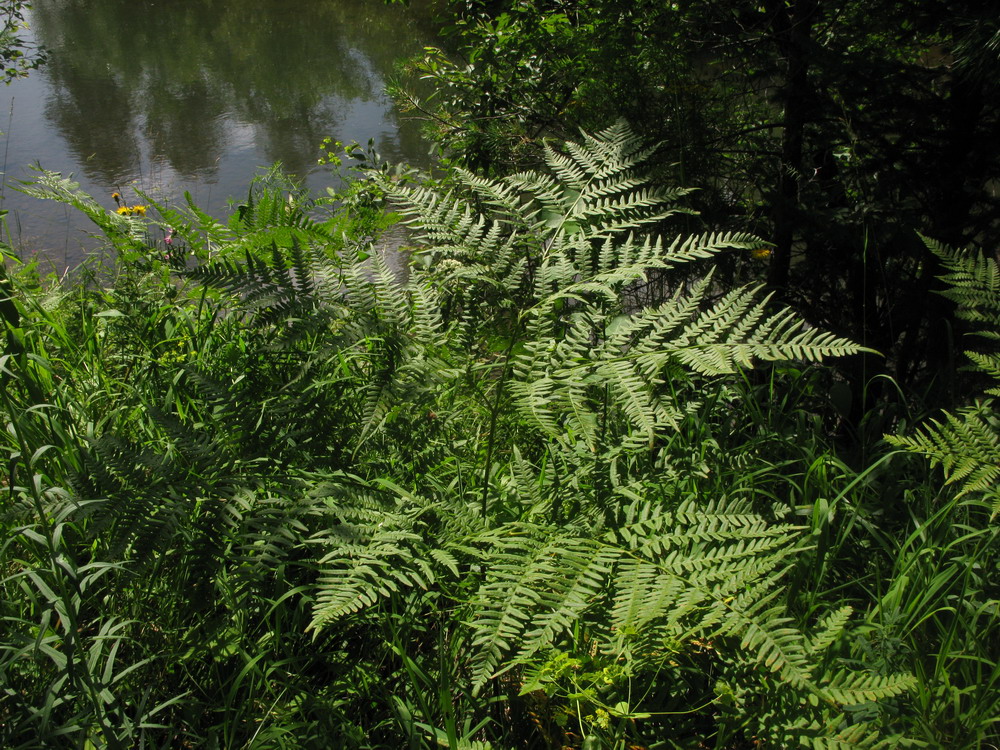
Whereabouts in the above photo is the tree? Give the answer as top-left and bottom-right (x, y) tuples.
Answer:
(0, 1), (44, 84)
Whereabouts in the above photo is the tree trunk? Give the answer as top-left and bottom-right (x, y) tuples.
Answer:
(765, 0), (819, 293)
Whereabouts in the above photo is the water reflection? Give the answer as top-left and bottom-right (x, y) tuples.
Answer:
(1, 0), (435, 265)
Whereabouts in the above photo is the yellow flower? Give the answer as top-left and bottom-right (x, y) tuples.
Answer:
(116, 206), (130, 215)
(132, 205), (146, 216)
(751, 247), (772, 260)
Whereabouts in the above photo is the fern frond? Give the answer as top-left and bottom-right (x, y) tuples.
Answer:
(184, 239), (333, 325)
(889, 238), (1000, 516)
(516, 544), (619, 662)
(966, 351), (1000, 387)
(806, 606), (853, 656)
(724, 587), (815, 690)
(662, 231), (770, 265)
(467, 525), (607, 692)
(923, 234), (1000, 328)
(18, 169), (148, 248)
(820, 670), (917, 705)
(310, 523), (430, 628)
(887, 403), (1000, 513)
(452, 166), (529, 221)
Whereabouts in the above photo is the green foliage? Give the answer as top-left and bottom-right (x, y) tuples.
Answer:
(327, 122), (906, 746)
(0, 172), (380, 747)
(390, 3), (589, 169)
(4, 124), (996, 748)
(887, 237), (1000, 515)
(0, 1), (44, 84)
(393, 0), (1000, 425)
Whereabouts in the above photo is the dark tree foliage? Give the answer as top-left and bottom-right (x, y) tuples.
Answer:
(0, 1), (44, 84)
(393, 0), (1000, 435)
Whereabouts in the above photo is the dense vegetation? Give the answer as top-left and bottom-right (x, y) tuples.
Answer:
(393, 0), (1000, 424)
(1, 0), (999, 748)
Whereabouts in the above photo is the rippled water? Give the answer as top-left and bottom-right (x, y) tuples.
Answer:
(0, 0), (437, 269)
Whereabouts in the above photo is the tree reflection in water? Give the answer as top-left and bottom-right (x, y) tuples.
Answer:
(1, 0), (436, 264)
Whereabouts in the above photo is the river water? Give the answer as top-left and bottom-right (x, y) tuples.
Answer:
(0, 0), (438, 269)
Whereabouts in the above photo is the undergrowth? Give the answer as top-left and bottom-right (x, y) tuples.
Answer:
(0, 126), (996, 748)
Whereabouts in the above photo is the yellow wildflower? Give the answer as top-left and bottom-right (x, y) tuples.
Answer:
(132, 205), (146, 216)
(751, 247), (772, 260)
(116, 206), (130, 215)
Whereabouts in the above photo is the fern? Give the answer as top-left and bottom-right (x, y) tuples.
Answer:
(17, 169), (151, 252)
(376, 124), (867, 476)
(887, 236), (1000, 516)
(293, 124), (912, 744)
(7, 132), (914, 745)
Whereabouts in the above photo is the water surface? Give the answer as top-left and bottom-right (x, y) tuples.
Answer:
(0, 0), (437, 268)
